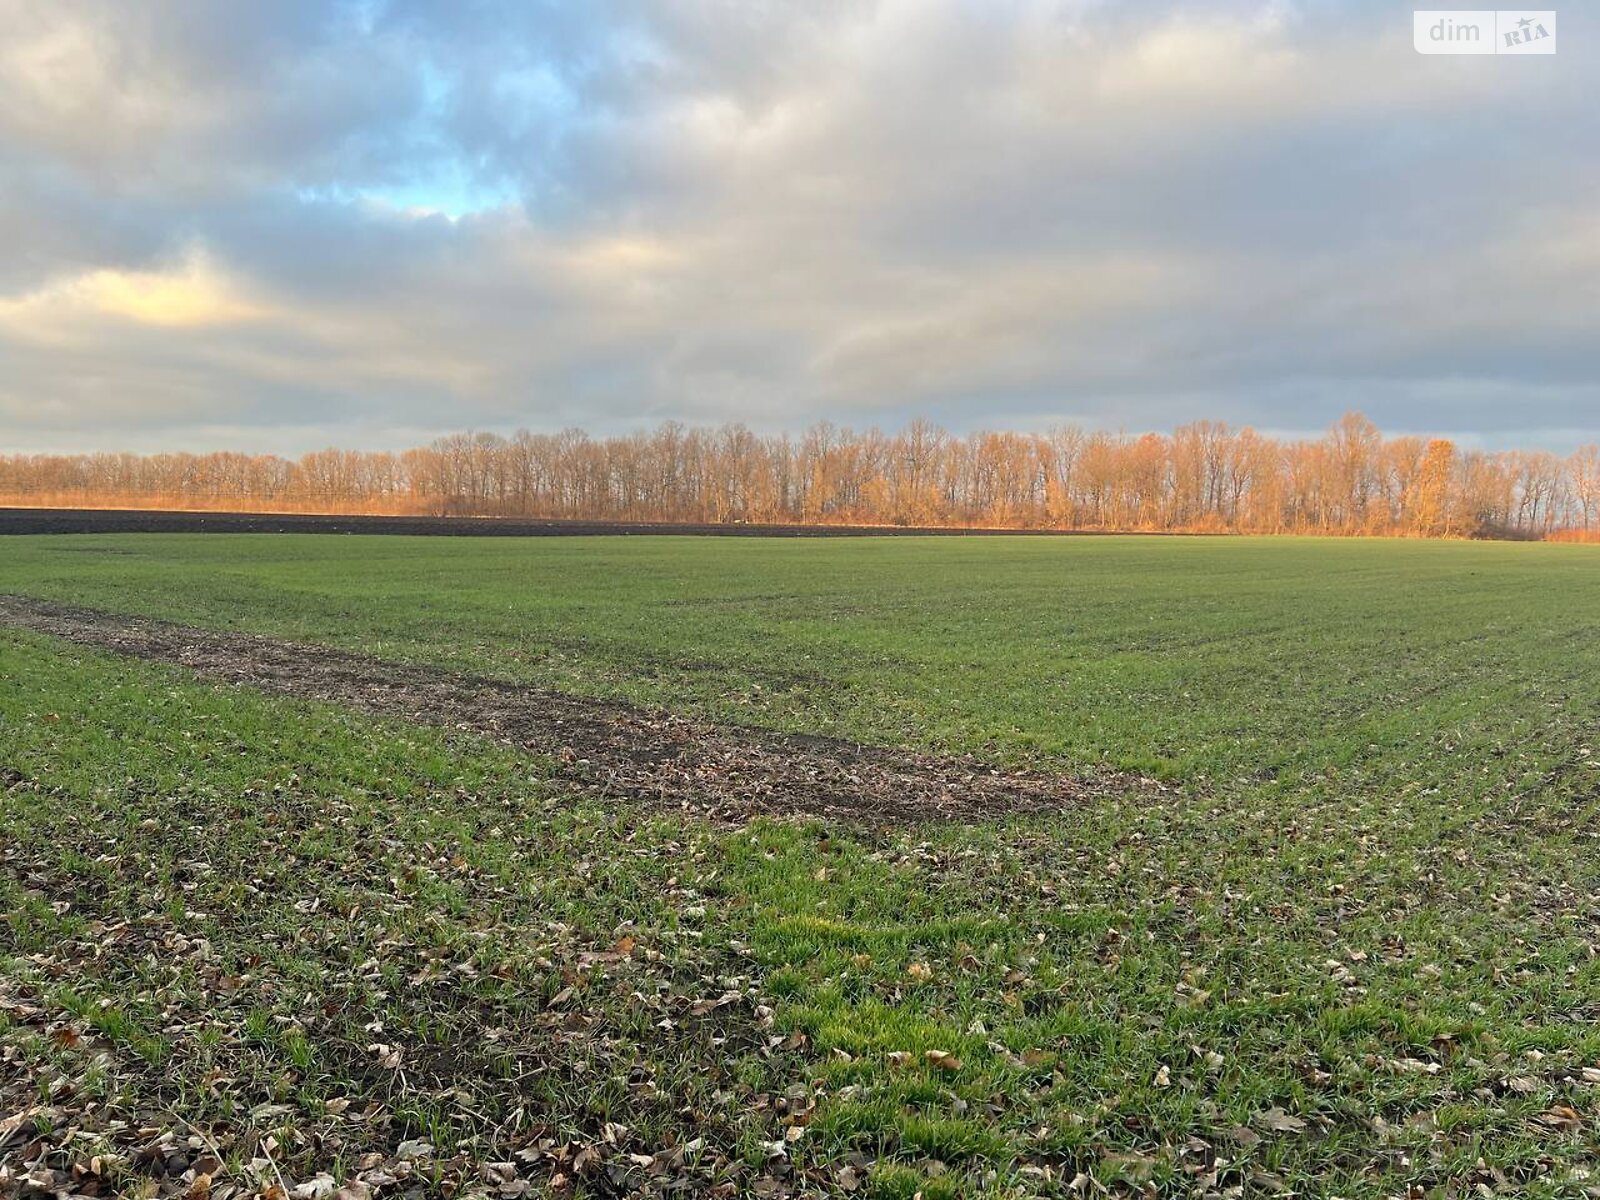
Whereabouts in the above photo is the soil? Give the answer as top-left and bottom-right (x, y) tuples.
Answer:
(0, 594), (1163, 825)
(0, 507), (1111, 537)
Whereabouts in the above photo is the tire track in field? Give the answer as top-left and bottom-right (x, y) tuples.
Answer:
(0, 594), (1166, 824)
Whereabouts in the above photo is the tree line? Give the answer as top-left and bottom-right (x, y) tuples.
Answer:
(4, 413), (1598, 539)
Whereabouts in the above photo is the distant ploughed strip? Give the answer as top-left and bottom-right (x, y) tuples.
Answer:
(0, 594), (1153, 823)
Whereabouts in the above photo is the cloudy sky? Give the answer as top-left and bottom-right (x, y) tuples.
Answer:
(2, 1), (1596, 455)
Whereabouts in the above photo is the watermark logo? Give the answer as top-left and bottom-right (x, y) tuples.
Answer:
(1414, 10), (1556, 54)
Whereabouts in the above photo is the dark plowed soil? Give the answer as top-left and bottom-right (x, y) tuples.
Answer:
(0, 594), (1162, 824)
(0, 507), (1107, 537)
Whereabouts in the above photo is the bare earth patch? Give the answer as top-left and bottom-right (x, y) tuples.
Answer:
(0, 594), (1161, 825)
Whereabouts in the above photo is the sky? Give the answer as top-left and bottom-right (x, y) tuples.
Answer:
(1, 0), (1597, 456)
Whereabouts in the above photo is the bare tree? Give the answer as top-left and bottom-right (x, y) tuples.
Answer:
(1, 411), (1594, 541)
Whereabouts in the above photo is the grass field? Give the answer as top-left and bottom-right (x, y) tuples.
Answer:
(4, 534), (1600, 1198)
(7, 534), (1600, 783)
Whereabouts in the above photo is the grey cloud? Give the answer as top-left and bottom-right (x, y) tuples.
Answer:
(1, 0), (1597, 454)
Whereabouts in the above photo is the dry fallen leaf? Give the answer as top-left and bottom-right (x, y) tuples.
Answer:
(1534, 1104), (1584, 1132)
(1255, 1107), (1307, 1134)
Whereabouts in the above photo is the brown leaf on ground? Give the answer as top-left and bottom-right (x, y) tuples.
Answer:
(1254, 1107), (1307, 1134)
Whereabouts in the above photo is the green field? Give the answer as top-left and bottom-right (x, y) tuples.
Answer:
(7, 534), (1600, 782)
(4, 534), (1600, 1198)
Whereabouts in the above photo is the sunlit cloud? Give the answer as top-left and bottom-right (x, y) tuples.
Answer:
(91, 259), (265, 327)
(0, 252), (268, 342)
